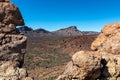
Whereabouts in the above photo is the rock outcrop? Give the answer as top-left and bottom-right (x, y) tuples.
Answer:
(0, 0), (32, 80)
(57, 22), (120, 80)
(91, 23), (120, 54)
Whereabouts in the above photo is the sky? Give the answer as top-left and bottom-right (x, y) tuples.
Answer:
(11, 0), (120, 31)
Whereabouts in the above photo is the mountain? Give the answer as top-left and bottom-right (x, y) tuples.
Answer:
(33, 28), (50, 33)
(53, 26), (83, 37)
(17, 26), (98, 38)
(17, 26), (53, 38)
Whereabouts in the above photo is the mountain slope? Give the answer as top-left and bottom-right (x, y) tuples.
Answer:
(53, 26), (83, 37)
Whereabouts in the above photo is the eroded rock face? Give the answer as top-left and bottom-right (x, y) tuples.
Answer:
(91, 22), (120, 54)
(0, 0), (24, 33)
(0, 0), (32, 80)
(57, 23), (120, 80)
(100, 52), (120, 80)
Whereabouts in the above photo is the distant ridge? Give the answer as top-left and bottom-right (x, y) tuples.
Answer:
(18, 26), (33, 32)
(17, 26), (99, 37)
(82, 31), (99, 35)
(34, 28), (50, 33)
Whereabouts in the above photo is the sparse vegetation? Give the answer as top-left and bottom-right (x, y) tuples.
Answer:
(23, 35), (97, 80)
(23, 37), (71, 80)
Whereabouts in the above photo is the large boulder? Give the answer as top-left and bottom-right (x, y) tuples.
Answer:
(0, 0), (33, 80)
(57, 23), (120, 80)
(57, 51), (101, 80)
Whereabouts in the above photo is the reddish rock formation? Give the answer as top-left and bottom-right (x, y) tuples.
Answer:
(57, 22), (120, 80)
(0, 0), (32, 80)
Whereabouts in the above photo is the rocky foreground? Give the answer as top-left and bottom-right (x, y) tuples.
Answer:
(57, 23), (120, 80)
(0, 0), (32, 80)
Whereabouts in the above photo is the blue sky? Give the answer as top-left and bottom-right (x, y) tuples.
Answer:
(11, 0), (120, 31)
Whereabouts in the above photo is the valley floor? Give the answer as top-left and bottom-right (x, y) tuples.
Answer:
(23, 35), (97, 80)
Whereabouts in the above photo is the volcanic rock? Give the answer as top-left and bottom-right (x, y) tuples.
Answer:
(0, 0), (32, 80)
(0, 0), (24, 33)
(91, 22), (120, 54)
(57, 51), (101, 80)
